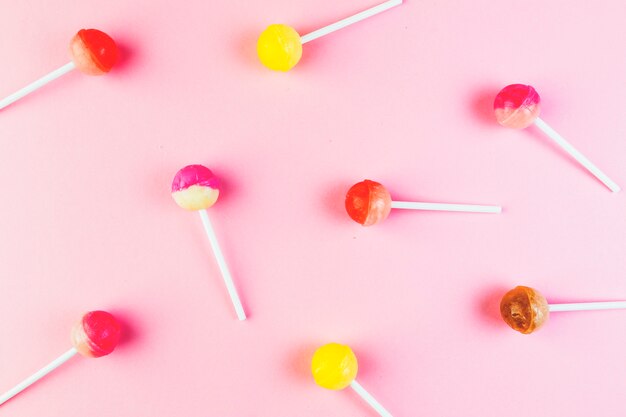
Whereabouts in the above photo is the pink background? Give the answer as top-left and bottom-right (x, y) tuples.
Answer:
(1, 0), (625, 415)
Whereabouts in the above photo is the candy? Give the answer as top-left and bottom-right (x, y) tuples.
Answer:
(171, 165), (221, 211)
(0, 311), (121, 405)
(493, 84), (540, 129)
(69, 29), (119, 75)
(500, 286), (549, 334)
(172, 165), (246, 320)
(311, 343), (358, 390)
(311, 343), (393, 417)
(71, 311), (122, 358)
(257, 24), (303, 72)
(500, 286), (626, 334)
(0, 28), (118, 110)
(493, 84), (620, 192)
(345, 180), (392, 226)
(345, 180), (501, 226)
(257, 0), (402, 71)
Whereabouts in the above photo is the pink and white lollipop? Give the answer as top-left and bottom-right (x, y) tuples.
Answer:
(494, 84), (620, 192)
(172, 165), (246, 320)
(0, 311), (121, 405)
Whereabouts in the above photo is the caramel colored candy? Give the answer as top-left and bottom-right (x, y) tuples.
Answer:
(500, 286), (549, 334)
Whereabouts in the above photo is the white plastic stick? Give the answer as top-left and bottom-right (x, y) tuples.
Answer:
(350, 380), (393, 417)
(300, 0), (402, 44)
(0, 347), (78, 405)
(549, 301), (626, 312)
(390, 201), (502, 213)
(534, 117), (620, 193)
(198, 210), (246, 321)
(0, 62), (76, 110)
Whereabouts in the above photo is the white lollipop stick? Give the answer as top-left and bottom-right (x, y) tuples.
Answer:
(300, 0), (402, 44)
(549, 301), (626, 312)
(350, 380), (393, 417)
(391, 201), (502, 213)
(533, 117), (620, 193)
(0, 62), (76, 110)
(199, 209), (246, 321)
(0, 347), (77, 405)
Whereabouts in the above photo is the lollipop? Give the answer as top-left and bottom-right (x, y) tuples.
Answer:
(494, 84), (620, 192)
(0, 29), (118, 110)
(345, 179), (502, 226)
(0, 311), (120, 405)
(257, 0), (402, 71)
(172, 164), (246, 321)
(312, 343), (393, 417)
(500, 286), (626, 334)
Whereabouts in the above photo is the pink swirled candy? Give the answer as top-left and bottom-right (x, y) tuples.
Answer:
(493, 84), (541, 129)
(71, 311), (121, 358)
(171, 165), (221, 210)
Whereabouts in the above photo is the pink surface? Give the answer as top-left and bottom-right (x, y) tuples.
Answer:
(0, 0), (625, 416)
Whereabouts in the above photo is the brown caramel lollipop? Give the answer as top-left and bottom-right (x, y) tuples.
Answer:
(500, 286), (626, 334)
(500, 286), (549, 334)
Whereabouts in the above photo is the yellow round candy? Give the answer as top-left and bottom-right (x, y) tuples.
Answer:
(257, 24), (302, 72)
(311, 343), (358, 390)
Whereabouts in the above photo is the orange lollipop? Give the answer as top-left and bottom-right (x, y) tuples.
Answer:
(500, 286), (626, 334)
(0, 29), (118, 110)
(345, 180), (502, 226)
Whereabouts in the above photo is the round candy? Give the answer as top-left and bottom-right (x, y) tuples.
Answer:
(345, 180), (392, 226)
(500, 286), (549, 334)
(493, 84), (541, 129)
(311, 343), (358, 390)
(71, 311), (121, 358)
(69, 29), (119, 75)
(257, 24), (302, 72)
(171, 165), (220, 211)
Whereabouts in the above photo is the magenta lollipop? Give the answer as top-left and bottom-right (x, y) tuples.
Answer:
(171, 165), (246, 321)
(494, 84), (620, 192)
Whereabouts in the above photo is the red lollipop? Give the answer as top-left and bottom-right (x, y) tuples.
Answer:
(0, 29), (118, 110)
(0, 311), (121, 405)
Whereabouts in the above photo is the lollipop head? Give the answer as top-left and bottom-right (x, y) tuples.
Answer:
(70, 29), (119, 75)
(345, 180), (392, 226)
(171, 165), (221, 211)
(500, 286), (549, 334)
(493, 84), (541, 129)
(71, 311), (121, 358)
(311, 343), (358, 390)
(257, 24), (302, 72)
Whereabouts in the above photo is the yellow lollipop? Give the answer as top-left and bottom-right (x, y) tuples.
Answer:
(257, 24), (303, 72)
(311, 343), (358, 389)
(311, 343), (394, 417)
(256, 0), (403, 71)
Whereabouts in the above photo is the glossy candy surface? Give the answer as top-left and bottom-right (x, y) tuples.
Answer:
(69, 29), (119, 75)
(345, 180), (392, 226)
(311, 343), (358, 390)
(71, 311), (121, 357)
(257, 24), (303, 71)
(494, 84), (541, 129)
(171, 165), (221, 211)
(500, 286), (549, 334)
